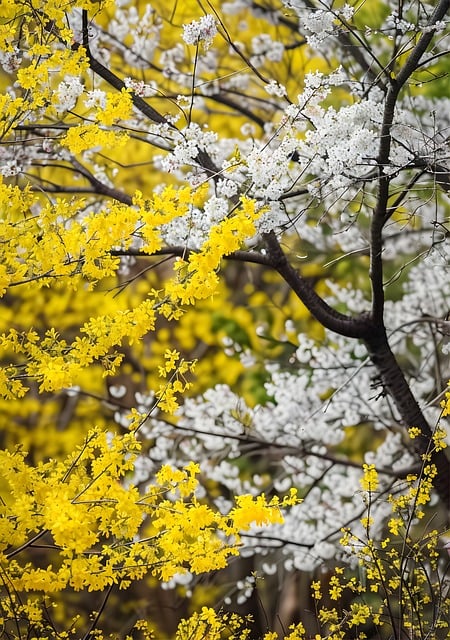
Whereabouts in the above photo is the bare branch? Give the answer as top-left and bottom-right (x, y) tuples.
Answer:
(263, 231), (372, 339)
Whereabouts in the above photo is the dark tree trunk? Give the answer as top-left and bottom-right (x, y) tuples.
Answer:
(365, 329), (450, 510)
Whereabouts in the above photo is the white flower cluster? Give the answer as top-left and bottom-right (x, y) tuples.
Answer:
(383, 11), (416, 34)
(256, 201), (291, 234)
(234, 67), (380, 207)
(108, 4), (161, 67)
(429, 19), (447, 34)
(84, 89), (106, 110)
(302, 9), (336, 48)
(288, 69), (335, 113)
(340, 3), (355, 21)
(216, 178), (239, 198)
(0, 139), (46, 177)
(245, 134), (298, 200)
(161, 195), (230, 249)
(265, 80), (287, 97)
(160, 123), (219, 174)
(182, 14), (217, 49)
(384, 245), (450, 402)
(280, 3), (354, 50)
(54, 75), (84, 113)
(160, 43), (186, 84)
(0, 49), (21, 73)
(300, 99), (381, 184)
(0, 160), (21, 177)
(250, 34), (284, 67)
(383, 9), (447, 36)
(391, 94), (450, 169)
(124, 77), (157, 98)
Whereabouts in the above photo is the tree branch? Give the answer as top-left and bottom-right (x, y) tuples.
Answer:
(370, 0), (449, 325)
(413, 159), (450, 193)
(69, 159), (133, 205)
(110, 247), (274, 268)
(263, 231), (372, 339)
(78, 11), (221, 179)
(78, 11), (170, 128)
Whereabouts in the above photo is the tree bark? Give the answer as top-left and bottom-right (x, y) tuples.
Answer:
(365, 327), (450, 510)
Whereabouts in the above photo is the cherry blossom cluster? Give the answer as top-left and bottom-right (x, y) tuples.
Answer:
(182, 14), (218, 49)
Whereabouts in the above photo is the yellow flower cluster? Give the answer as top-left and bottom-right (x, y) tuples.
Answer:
(359, 463), (378, 492)
(0, 178), (259, 399)
(409, 422), (448, 453)
(175, 607), (250, 640)
(155, 349), (197, 413)
(337, 460), (449, 638)
(441, 380), (450, 417)
(97, 88), (134, 126)
(62, 124), (129, 154)
(133, 183), (208, 254)
(167, 197), (264, 305)
(60, 86), (135, 151)
(0, 180), (136, 293)
(174, 610), (308, 640)
(0, 429), (295, 596)
(0, 298), (157, 394)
